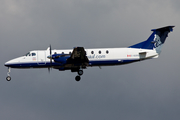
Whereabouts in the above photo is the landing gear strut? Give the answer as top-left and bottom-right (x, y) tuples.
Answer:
(6, 67), (11, 81)
(75, 70), (84, 81)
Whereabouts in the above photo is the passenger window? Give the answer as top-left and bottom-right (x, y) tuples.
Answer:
(62, 52), (64, 54)
(69, 52), (72, 54)
(91, 51), (94, 54)
(106, 50), (109, 54)
(99, 51), (101, 54)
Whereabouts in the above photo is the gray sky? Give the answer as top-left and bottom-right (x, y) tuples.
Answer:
(1, 0), (180, 120)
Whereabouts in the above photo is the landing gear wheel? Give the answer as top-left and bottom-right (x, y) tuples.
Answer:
(78, 70), (83, 76)
(6, 67), (11, 81)
(75, 76), (81, 81)
(6, 76), (11, 81)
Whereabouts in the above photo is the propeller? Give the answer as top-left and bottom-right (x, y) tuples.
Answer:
(50, 44), (52, 66)
(48, 44), (52, 73)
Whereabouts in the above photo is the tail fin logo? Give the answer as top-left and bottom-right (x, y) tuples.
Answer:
(153, 34), (162, 48)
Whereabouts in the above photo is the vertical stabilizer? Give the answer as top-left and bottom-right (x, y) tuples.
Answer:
(129, 26), (174, 54)
(151, 26), (174, 54)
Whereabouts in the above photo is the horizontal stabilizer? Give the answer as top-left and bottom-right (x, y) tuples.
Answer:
(139, 52), (147, 59)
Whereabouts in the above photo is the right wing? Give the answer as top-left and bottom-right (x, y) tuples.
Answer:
(67, 47), (89, 66)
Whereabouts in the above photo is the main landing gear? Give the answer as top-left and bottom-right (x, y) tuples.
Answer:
(6, 67), (11, 81)
(75, 70), (83, 82)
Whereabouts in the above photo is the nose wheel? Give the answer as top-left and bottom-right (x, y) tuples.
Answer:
(6, 67), (11, 81)
(6, 76), (11, 81)
(75, 70), (83, 81)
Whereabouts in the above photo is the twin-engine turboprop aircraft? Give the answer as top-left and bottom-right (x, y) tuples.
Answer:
(4, 26), (174, 81)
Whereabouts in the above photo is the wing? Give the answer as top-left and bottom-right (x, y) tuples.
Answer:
(67, 47), (89, 66)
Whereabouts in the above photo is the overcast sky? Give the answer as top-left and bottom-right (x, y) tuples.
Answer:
(1, 0), (180, 120)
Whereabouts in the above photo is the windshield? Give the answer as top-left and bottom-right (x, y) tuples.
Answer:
(25, 52), (30, 56)
(25, 52), (36, 56)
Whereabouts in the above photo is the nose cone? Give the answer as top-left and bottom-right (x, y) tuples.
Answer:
(4, 60), (14, 67)
(4, 57), (21, 68)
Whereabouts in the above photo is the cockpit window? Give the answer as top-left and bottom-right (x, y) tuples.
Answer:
(25, 52), (30, 56)
(25, 52), (36, 56)
(32, 53), (36, 56)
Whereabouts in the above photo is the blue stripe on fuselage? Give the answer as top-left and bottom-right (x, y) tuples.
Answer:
(5, 59), (139, 68)
(5, 62), (62, 68)
(89, 59), (139, 66)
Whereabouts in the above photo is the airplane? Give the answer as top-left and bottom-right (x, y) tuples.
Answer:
(4, 26), (174, 81)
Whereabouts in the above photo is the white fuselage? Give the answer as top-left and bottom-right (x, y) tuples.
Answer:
(5, 47), (158, 69)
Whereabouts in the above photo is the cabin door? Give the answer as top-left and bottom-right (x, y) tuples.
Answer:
(37, 51), (46, 65)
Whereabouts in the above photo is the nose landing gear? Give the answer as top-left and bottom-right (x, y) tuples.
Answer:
(6, 67), (11, 81)
(75, 70), (83, 82)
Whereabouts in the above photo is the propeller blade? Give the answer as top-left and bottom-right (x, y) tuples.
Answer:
(50, 44), (52, 55)
(50, 44), (52, 66)
(48, 44), (53, 73)
(48, 67), (50, 73)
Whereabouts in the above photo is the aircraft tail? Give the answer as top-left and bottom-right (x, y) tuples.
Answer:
(129, 26), (174, 54)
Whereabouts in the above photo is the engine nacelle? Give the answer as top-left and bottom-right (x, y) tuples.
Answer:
(52, 54), (70, 64)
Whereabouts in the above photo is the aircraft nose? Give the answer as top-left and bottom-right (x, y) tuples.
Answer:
(5, 56), (25, 68)
(4, 60), (13, 67)
(4, 58), (19, 67)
